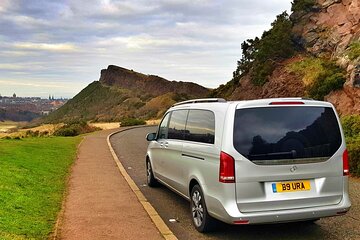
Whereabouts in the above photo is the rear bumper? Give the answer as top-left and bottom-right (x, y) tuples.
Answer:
(210, 194), (351, 225)
(232, 203), (350, 224)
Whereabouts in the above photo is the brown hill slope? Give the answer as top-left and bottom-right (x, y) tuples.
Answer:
(100, 65), (209, 97)
(214, 0), (360, 115)
(44, 66), (209, 123)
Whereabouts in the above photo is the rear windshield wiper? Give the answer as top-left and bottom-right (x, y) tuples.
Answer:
(248, 150), (297, 160)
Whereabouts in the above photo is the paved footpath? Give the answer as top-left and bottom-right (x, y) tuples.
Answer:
(58, 129), (163, 240)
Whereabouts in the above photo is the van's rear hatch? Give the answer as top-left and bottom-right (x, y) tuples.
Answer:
(233, 104), (344, 213)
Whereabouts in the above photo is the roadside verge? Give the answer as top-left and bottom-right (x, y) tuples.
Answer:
(107, 126), (178, 240)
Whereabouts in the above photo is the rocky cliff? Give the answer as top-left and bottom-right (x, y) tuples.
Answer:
(295, 0), (360, 114)
(216, 0), (360, 115)
(100, 65), (209, 97)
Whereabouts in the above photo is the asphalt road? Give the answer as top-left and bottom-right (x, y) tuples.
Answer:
(110, 126), (360, 240)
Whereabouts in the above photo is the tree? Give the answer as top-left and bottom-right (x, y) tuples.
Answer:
(251, 12), (295, 85)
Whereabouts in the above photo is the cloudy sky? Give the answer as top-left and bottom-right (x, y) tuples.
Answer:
(0, 0), (291, 98)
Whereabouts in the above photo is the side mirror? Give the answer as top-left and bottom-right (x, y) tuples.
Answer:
(146, 132), (157, 141)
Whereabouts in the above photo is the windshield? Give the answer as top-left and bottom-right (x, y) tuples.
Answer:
(233, 106), (342, 164)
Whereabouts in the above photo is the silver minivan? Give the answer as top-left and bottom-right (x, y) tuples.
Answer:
(145, 98), (351, 232)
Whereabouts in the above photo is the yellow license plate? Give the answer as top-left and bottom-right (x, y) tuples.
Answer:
(272, 180), (311, 193)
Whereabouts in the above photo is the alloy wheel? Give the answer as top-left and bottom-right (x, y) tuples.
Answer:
(191, 190), (204, 227)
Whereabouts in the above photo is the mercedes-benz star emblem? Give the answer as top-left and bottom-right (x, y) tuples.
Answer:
(290, 166), (298, 172)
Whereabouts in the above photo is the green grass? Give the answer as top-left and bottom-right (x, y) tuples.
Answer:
(0, 136), (82, 239)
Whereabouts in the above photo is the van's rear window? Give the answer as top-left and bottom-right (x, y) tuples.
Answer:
(233, 107), (342, 163)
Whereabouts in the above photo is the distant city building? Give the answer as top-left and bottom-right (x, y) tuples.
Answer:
(0, 95), (68, 117)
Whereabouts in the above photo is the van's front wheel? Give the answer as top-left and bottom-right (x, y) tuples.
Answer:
(190, 184), (215, 232)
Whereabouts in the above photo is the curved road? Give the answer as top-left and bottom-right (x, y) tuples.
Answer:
(110, 126), (360, 240)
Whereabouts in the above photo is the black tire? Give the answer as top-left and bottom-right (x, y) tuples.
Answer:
(190, 184), (216, 232)
(146, 159), (158, 187)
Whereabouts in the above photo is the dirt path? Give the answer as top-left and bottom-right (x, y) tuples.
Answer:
(58, 129), (163, 240)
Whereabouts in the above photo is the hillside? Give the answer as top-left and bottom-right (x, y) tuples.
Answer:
(44, 66), (209, 123)
(213, 0), (360, 115)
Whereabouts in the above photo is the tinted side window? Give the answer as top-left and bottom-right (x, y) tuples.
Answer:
(185, 110), (215, 144)
(157, 113), (170, 139)
(168, 110), (188, 140)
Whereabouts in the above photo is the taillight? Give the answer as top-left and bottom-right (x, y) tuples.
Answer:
(269, 101), (304, 105)
(219, 151), (235, 183)
(343, 149), (349, 176)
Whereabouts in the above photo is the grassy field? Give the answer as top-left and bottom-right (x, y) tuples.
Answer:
(0, 123), (64, 139)
(89, 122), (120, 130)
(0, 136), (82, 239)
(0, 121), (26, 133)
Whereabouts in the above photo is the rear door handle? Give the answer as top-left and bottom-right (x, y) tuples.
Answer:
(164, 141), (169, 148)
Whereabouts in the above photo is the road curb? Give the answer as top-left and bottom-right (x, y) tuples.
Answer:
(107, 126), (178, 240)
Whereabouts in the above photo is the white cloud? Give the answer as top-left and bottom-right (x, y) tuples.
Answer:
(0, 64), (25, 70)
(97, 34), (219, 50)
(0, 79), (75, 89)
(0, 0), (292, 97)
(0, 0), (14, 13)
(3, 14), (49, 28)
(13, 42), (77, 52)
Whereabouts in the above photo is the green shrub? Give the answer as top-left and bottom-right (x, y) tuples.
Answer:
(39, 130), (49, 137)
(26, 130), (40, 137)
(341, 115), (360, 138)
(347, 139), (360, 176)
(288, 57), (346, 100)
(341, 115), (360, 176)
(252, 61), (276, 86)
(308, 72), (345, 100)
(291, 0), (316, 12)
(54, 127), (78, 137)
(120, 118), (146, 127)
(287, 57), (324, 85)
(346, 41), (360, 60)
(209, 78), (239, 98)
(53, 121), (100, 136)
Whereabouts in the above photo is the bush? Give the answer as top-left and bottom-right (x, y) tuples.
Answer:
(291, 0), (316, 12)
(341, 115), (360, 138)
(288, 57), (346, 100)
(308, 71), (345, 100)
(287, 57), (324, 85)
(346, 41), (360, 61)
(26, 130), (40, 137)
(347, 139), (360, 176)
(120, 118), (146, 127)
(53, 121), (100, 136)
(341, 115), (360, 176)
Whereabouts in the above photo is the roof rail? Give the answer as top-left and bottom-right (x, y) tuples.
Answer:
(172, 98), (226, 107)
